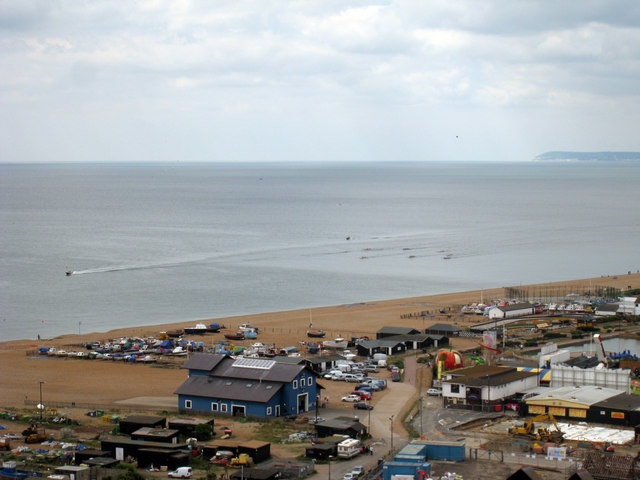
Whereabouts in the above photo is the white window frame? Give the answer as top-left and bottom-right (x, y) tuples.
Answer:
(185, 399), (192, 409)
(211, 402), (218, 412)
(293, 380), (298, 389)
(266, 407), (272, 416)
(301, 377), (306, 387)
(308, 376), (313, 385)
(220, 403), (228, 413)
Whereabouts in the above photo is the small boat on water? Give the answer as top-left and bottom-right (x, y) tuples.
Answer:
(307, 330), (326, 338)
(65, 269), (73, 276)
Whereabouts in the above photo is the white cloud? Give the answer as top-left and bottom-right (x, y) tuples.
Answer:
(1, 1), (640, 162)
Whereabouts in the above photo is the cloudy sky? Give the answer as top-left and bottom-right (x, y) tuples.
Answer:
(2, 1), (640, 163)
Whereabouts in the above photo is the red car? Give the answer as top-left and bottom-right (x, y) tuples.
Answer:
(351, 390), (372, 400)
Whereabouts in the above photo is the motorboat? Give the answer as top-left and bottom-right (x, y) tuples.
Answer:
(307, 330), (326, 338)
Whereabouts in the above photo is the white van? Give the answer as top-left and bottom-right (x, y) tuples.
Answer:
(168, 467), (192, 478)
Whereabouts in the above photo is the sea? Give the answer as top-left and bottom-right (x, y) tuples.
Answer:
(1, 161), (639, 342)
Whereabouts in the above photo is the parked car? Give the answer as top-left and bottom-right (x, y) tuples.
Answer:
(391, 371), (401, 382)
(351, 465), (365, 477)
(351, 390), (372, 400)
(427, 388), (442, 396)
(363, 365), (379, 373)
(341, 394), (361, 402)
(354, 402), (374, 410)
(168, 467), (192, 478)
(343, 473), (358, 480)
(343, 373), (363, 383)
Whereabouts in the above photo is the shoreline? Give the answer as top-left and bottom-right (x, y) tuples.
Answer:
(3, 272), (638, 349)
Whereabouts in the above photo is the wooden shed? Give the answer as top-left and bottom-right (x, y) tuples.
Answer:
(118, 415), (166, 435)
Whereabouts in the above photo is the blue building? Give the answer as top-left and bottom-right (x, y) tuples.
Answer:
(175, 353), (320, 418)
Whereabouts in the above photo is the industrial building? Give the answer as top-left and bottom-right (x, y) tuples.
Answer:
(442, 365), (539, 411)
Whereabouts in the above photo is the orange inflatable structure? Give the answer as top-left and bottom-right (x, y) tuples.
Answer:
(436, 349), (464, 371)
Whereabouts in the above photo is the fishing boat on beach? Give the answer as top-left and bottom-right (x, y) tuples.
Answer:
(224, 331), (246, 341)
(307, 330), (326, 338)
(323, 337), (348, 349)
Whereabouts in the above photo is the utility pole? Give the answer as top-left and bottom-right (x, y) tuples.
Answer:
(389, 415), (394, 453)
(38, 381), (45, 421)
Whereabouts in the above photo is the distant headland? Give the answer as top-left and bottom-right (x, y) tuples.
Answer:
(534, 151), (640, 162)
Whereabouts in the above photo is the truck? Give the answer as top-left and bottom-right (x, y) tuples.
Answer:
(337, 438), (361, 459)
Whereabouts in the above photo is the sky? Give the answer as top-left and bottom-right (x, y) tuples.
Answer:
(2, 1), (640, 163)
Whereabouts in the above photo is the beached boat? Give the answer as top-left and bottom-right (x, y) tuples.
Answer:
(165, 329), (184, 338)
(184, 323), (208, 335)
(307, 330), (326, 338)
(323, 337), (348, 349)
(224, 332), (245, 341)
(238, 322), (258, 333)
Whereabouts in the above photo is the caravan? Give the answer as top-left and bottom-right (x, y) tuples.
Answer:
(337, 438), (361, 459)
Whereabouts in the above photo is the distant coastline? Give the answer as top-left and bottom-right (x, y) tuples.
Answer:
(534, 151), (640, 162)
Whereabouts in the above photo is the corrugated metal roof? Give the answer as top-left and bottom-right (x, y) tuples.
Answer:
(526, 385), (623, 406)
(444, 365), (538, 386)
(174, 375), (282, 402)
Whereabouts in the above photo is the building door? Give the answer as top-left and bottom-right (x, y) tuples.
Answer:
(297, 393), (308, 413)
(231, 405), (246, 417)
(275, 405), (280, 416)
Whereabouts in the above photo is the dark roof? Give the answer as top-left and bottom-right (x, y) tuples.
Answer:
(121, 415), (166, 424)
(384, 334), (430, 342)
(562, 355), (601, 369)
(426, 323), (461, 332)
(316, 418), (366, 431)
(592, 393), (640, 411)
(181, 353), (227, 371)
(131, 427), (179, 438)
(272, 356), (307, 365)
(444, 366), (538, 386)
(358, 339), (406, 349)
(377, 326), (420, 335)
(496, 303), (534, 312)
(597, 303), (620, 312)
(174, 375), (282, 402)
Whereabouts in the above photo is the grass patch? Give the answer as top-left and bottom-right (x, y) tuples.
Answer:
(254, 420), (306, 444)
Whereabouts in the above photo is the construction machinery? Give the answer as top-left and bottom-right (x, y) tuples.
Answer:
(22, 423), (46, 443)
(509, 413), (563, 442)
(229, 453), (253, 468)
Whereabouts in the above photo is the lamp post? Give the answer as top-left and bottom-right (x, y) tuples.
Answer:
(389, 415), (394, 454)
(38, 381), (45, 421)
(328, 455), (334, 480)
(316, 394), (319, 423)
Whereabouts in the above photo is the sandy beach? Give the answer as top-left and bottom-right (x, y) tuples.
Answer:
(1, 272), (639, 411)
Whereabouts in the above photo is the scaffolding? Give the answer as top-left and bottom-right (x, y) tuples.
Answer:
(504, 284), (621, 303)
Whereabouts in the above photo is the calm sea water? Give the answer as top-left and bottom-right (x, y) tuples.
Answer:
(1, 161), (639, 342)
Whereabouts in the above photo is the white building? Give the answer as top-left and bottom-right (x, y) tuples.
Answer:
(488, 303), (534, 320)
(538, 343), (570, 368)
(619, 296), (640, 316)
(550, 365), (631, 393)
(442, 365), (539, 411)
